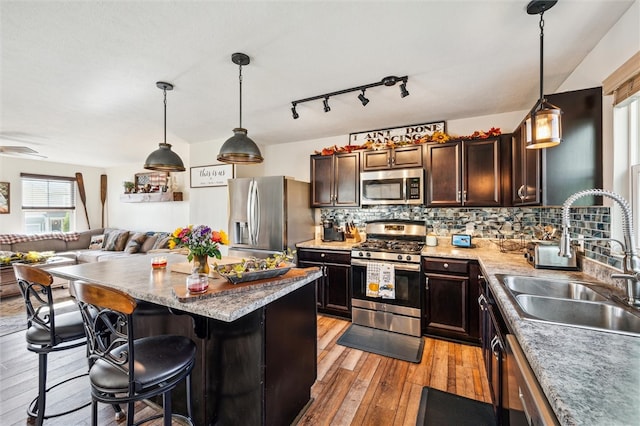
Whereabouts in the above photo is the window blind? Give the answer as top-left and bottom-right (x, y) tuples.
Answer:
(21, 173), (76, 210)
(603, 51), (640, 106)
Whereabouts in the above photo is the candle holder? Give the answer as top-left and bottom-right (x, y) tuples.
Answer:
(186, 273), (209, 294)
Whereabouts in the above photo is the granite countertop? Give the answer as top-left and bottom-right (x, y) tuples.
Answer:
(49, 253), (322, 323)
(297, 238), (640, 425)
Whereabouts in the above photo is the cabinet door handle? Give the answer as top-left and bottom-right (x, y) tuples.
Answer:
(478, 274), (485, 282)
(443, 263), (449, 269)
(517, 184), (525, 200)
(490, 336), (502, 358)
(478, 294), (487, 309)
(457, 191), (461, 203)
(321, 253), (325, 258)
(425, 276), (429, 290)
(463, 190), (467, 202)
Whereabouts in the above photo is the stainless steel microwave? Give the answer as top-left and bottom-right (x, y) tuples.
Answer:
(360, 168), (424, 205)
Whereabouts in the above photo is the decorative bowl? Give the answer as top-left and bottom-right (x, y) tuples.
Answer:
(214, 262), (295, 284)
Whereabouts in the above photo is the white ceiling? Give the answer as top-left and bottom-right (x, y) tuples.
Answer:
(0, 0), (634, 168)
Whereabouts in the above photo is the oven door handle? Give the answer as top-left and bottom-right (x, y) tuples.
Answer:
(351, 259), (421, 272)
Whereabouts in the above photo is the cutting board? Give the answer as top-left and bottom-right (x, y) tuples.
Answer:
(172, 267), (317, 302)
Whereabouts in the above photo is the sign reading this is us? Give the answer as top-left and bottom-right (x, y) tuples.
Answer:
(190, 164), (235, 188)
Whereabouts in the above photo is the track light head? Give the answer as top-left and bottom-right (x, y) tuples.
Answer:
(358, 90), (369, 106)
(400, 81), (409, 98)
(323, 97), (331, 113)
(291, 103), (299, 119)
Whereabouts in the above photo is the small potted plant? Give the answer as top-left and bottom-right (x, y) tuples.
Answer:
(123, 181), (135, 193)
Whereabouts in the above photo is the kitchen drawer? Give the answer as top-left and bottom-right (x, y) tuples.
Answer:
(297, 249), (351, 264)
(422, 258), (469, 274)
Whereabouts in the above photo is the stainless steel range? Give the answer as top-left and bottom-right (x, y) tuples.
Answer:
(351, 220), (426, 337)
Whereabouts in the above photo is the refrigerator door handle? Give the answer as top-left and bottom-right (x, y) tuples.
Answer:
(247, 179), (255, 245)
(252, 180), (260, 245)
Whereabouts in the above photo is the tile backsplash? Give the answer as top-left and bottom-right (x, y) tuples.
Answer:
(321, 205), (620, 270)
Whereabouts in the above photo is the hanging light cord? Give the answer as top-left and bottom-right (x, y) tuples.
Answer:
(538, 11), (545, 105)
(238, 62), (243, 129)
(162, 86), (168, 143)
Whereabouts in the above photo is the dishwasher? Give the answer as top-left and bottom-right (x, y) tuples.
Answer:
(505, 334), (559, 426)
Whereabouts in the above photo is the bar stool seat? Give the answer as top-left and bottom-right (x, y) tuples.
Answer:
(13, 264), (90, 426)
(72, 281), (196, 426)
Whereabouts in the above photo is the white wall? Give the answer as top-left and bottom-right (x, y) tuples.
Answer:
(106, 163), (189, 233)
(556, 0), (639, 196)
(0, 156), (105, 233)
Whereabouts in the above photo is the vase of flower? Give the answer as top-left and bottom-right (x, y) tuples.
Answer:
(192, 253), (209, 275)
(169, 225), (229, 275)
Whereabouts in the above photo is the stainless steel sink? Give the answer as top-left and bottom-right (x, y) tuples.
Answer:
(501, 275), (607, 301)
(515, 294), (640, 336)
(496, 274), (640, 336)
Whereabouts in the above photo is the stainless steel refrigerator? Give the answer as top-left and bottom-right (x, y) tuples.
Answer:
(227, 176), (314, 258)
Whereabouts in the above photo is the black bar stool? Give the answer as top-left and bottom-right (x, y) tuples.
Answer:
(13, 264), (91, 425)
(72, 280), (196, 426)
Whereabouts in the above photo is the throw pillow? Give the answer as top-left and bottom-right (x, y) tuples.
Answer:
(88, 234), (105, 250)
(124, 232), (147, 254)
(152, 233), (171, 250)
(140, 234), (158, 253)
(103, 230), (130, 251)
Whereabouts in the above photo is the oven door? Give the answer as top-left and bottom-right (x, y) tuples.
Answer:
(351, 259), (421, 309)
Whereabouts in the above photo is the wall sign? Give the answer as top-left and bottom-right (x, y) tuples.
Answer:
(349, 121), (446, 146)
(190, 164), (235, 188)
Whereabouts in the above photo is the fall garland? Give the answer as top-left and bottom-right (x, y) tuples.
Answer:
(314, 127), (502, 155)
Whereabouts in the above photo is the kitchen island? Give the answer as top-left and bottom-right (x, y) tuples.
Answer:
(49, 254), (322, 426)
(298, 237), (640, 425)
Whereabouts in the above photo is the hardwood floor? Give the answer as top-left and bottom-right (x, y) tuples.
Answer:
(0, 313), (490, 425)
(298, 315), (490, 425)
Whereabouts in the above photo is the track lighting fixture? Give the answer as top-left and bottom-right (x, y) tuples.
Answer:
(525, 0), (562, 149)
(290, 75), (409, 119)
(400, 81), (409, 98)
(358, 90), (369, 106)
(323, 97), (331, 113)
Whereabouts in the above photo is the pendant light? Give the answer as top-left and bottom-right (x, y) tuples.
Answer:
(217, 53), (263, 164)
(525, 0), (562, 149)
(144, 82), (186, 171)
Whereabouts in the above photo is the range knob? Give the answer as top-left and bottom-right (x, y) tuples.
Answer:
(358, 252), (364, 257)
(397, 254), (403, 261)
(366, 252), (371, 258)
(406, 255), (412, 261)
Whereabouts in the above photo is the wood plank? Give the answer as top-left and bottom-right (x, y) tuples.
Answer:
(0, 313), (492, 425)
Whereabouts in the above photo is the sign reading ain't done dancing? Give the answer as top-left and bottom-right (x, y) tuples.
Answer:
(349, 121), (446, 146)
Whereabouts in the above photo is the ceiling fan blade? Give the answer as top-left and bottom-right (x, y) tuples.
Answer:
(0, 146), (47, 158)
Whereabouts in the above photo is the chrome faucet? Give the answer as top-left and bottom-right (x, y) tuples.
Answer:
(559, 189), (640, 306)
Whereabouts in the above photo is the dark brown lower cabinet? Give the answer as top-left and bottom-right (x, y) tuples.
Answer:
(478, 276), (509, 425)
(422, 257), (480, 343)
(297, 248), (351, 318)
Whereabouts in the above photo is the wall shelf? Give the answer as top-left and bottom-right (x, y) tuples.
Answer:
(119, 192), (175, 203)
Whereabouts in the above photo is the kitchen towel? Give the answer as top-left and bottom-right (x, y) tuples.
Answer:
(366, 262), (395, 299)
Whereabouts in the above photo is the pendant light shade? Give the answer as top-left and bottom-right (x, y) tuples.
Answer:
(525, 0), (562, 150)
(144, 82), (185, 171)
(217, 53), (263, 164)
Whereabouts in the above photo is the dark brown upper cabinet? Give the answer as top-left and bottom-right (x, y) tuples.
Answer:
(361, 145), (423, 171)
(426, 138), (503, 207)
(512, 123), (542, 205)
(310, 152), (360, 207)
(542, 87), (603, 206)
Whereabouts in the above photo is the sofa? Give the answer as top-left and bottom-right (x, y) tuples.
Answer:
(0, 228), (173, 263)
(0, 228), (173, 297)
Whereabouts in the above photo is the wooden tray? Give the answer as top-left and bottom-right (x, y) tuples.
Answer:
(172, 267), (316, 303)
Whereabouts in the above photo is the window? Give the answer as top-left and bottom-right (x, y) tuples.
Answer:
(604, 52), (640, 250)
(21, 173), (76, 233)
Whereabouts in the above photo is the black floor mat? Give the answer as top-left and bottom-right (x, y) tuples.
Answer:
(415, 387), (496, 426)
(336, 324), (424, 363)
